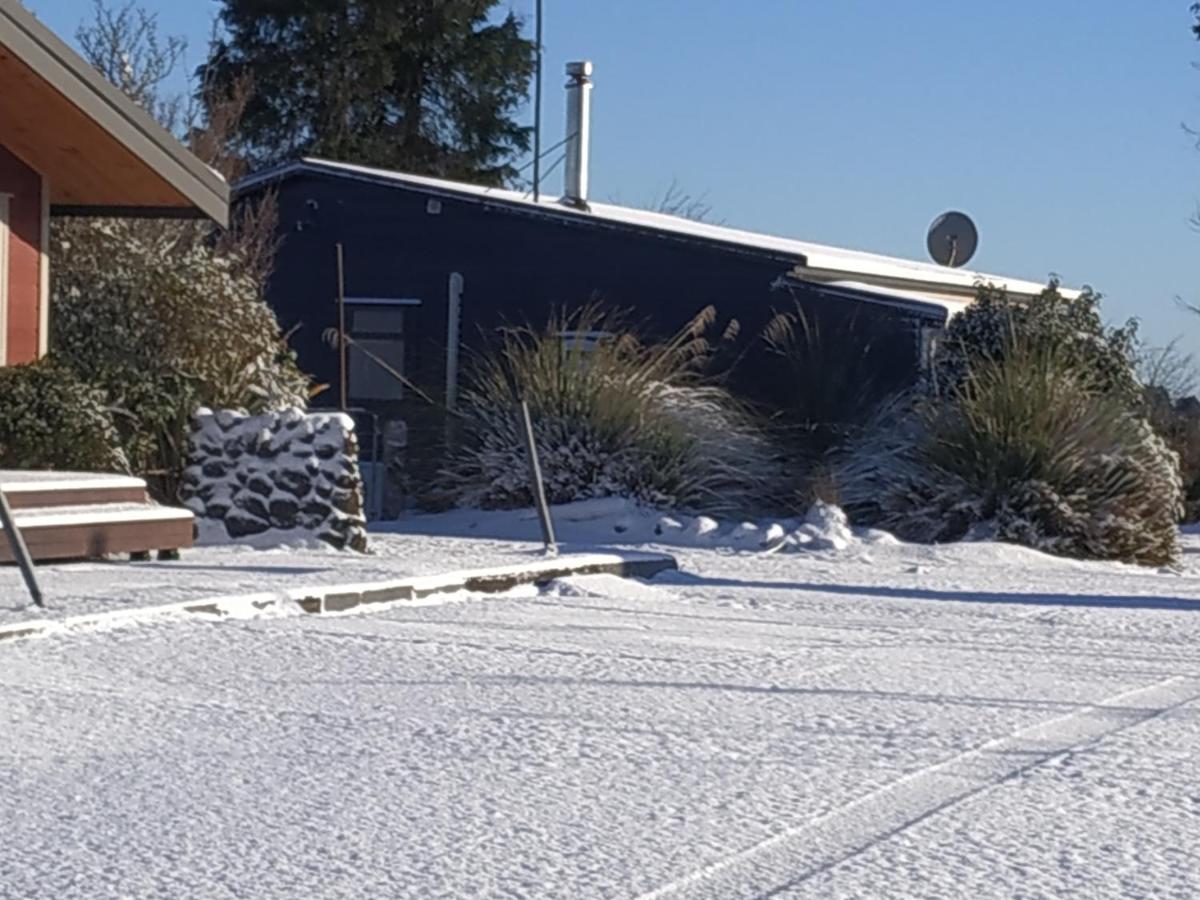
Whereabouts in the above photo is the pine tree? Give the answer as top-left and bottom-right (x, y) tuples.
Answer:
(203, 0), (536, 186)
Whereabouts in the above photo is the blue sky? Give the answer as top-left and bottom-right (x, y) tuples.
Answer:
(26, 0), (1200, 349)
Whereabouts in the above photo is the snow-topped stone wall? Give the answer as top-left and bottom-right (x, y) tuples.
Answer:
(182, 408), (368, 552)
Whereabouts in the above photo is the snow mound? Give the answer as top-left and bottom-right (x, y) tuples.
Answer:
(644, 501), (867, 554)
(417, 497), (876, 555)
(793, 501), (854, 551)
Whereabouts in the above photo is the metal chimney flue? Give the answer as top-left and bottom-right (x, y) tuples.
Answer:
(563, 60), (593, 210)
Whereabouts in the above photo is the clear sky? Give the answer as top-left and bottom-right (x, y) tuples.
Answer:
(24, 0), (1200, 350)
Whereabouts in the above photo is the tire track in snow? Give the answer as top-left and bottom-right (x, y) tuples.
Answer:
(634, 674), (1200, 900)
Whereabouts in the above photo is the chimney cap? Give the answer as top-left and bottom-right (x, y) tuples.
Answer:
(566, 60), (593, 78)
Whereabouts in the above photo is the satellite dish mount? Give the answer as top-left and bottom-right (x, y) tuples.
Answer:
(926, 211), (978, 268)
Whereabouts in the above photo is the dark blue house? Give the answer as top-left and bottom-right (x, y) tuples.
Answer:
(235, 155), (1053, 505)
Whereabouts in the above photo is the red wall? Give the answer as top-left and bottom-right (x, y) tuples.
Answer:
(0, 143), (43, 365)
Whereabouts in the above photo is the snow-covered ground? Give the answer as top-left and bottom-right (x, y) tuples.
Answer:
(3, 502), (1200, 897)
(0, 500), (895, 625)
(0, 522), (550, 626)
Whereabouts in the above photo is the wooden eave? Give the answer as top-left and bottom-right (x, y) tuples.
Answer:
(0, 0), (228, 226)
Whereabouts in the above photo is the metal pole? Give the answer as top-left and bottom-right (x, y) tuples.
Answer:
(445, 273), (464, 454)
(0, 488), (43, 608)
(336, 242), (348, 412)
(519, 400), (557, 555)
(532, 0), (543, 201)
(446, 273), (463, 412)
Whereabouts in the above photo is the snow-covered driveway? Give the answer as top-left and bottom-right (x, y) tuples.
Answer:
(3, 537), (1200, 898)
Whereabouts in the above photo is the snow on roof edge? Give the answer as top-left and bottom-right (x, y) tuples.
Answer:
(236, 157), (1071, 300)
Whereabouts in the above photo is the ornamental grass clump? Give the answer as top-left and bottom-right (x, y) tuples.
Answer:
(438, 306), (779, 514)
(838, 286), (1183, 566)
(759, 298), (913, 507)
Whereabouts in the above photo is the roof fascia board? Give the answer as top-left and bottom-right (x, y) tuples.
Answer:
(0, 0), (229, 226)
(776, 276), (953, 320)
(234, 160), (307, 194)
(237, 159), (1070, 302)
(236, 160), (805, 265)
(476, 199), (804, 264)
(791, 264), (1068, 302)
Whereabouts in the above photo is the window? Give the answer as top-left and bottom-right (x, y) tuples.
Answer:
(348, 304), (407, 402)
(558, 329), (613, 354)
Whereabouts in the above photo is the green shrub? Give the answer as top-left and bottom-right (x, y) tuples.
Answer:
(930, 282), (1141, 406)
(438, 306), (780, 514)
(0, 360), (128, 473)
(839, 337), (1182, 566)
(50, 219), (308, 500)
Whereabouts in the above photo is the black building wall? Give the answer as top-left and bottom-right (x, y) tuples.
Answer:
(245, 172), (941, 490)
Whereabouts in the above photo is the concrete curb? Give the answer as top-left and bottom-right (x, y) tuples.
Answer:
(0, 551), (678, 644)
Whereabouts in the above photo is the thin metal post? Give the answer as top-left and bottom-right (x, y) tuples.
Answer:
(532, 0), (543, 201)
(446, 273), (463, 411)
(0, 488), (43, 608)
(519, 400), (557, 555)
(445, 273), (465, 454)
(336, 242), (348, 412)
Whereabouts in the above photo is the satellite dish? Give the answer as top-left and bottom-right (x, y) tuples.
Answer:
(926, 211), (978, 268)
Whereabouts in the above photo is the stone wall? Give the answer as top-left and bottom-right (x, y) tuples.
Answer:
(182, 408), (368, 551)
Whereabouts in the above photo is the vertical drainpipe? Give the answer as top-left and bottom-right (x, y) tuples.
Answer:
(446, 272), (463, 411)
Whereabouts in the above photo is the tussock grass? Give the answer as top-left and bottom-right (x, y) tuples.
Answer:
(839, 335), (1182, 566)
(438, 305), (780, 514)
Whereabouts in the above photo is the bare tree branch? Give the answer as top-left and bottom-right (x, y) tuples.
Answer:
(651, 178), (720, 224)
(1138, 338), (1198, 399)
(76, 0), (188, 130)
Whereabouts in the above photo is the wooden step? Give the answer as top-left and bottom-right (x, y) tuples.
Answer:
(0, 470), (149, 510)
(0, 502), (195, 563)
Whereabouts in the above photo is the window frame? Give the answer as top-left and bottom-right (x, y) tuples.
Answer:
(557, 329), (614, 354)
(344, 297), (420, 403)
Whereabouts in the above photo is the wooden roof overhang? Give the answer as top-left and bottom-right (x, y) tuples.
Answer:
(0, 0), (228, 226)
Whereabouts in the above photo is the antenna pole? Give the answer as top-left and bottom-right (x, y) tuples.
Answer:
(532, 0), (544, 201)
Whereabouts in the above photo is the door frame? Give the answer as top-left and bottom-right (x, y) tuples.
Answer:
(0, 192), (11, 366)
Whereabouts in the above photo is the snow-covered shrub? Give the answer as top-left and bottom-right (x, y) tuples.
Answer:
(438, 306), (780, 514)
(839, 338), (1182, 566)
(0, 360), (128, 473)
(50, 219), (308, 500)
(929, 281), (1141, 406)
(1144, 387), (1200, 522)
(1139, 343), (1200, 521)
